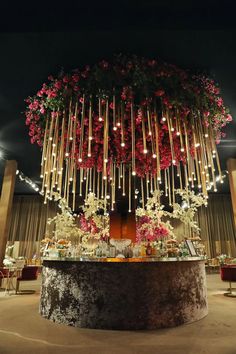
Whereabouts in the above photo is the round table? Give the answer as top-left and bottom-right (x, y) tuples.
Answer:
(40, 257), (208, 330)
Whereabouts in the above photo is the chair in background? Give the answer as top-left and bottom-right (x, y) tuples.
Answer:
(15, 266), (39, 294)
(0, 268), (16, 294)
(220, 265), (236, 297)
(0, 268), (9, 289)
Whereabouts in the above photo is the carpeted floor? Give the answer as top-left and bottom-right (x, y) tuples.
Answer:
(0, 274), (235, 354)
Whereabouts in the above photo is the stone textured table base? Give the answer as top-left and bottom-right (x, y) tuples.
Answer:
(40, 260), (208, 330)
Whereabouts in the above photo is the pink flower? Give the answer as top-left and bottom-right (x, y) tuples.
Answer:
(54, 81), (62, 90)
(63, 75), (70, 83)
(72, 74), (79, 82)
(226, 114), (233, 122)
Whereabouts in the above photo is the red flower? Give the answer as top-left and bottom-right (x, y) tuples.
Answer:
(155, 89), (165, 97)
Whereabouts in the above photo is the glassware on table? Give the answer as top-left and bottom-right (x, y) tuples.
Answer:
(82, 238), (99, 256)
(110, 238), (131, 256)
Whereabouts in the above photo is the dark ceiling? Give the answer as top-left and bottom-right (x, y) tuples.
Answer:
(0, 1), (235, 194)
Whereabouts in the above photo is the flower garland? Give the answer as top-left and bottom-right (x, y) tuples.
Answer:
(24, 55), (232, 210)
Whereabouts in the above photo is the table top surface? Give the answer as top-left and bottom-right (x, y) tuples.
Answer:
(42, 256), (206, 263)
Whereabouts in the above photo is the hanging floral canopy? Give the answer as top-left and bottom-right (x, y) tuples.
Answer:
(25, 55), (232, 211)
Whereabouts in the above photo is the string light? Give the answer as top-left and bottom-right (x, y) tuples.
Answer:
(16, 170), (40, 193)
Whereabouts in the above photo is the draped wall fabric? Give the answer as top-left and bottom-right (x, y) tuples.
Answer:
(8, 193), (236, 258)
(8, 195), (58, 258)
(197, 194), (236, 257)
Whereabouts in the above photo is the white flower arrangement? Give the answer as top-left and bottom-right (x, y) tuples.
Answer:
(47, 195), (83, 242)
(172, 189), (208, 234)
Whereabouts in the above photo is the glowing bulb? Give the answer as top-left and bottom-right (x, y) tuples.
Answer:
(103, 176), (107, 180)
(88, 153), (91, 157)
(98, 117), (103, 122)
(128, 209), (131, 213)
(195, 143), (200, 148)
(143, 149), (148, 154)
(89, 136), (93, 141)
(176, 131), (180, 136)
(40, 174), (43, 178)
(205, 134), (209, 138)
(132, 171), (136, 176)
(162, 117), (166, 122)
(171, 127), (174, 132)
(181, 148), (184, 152)
(78, 158), (82, 162)
(121, 142), (125, 147)
(148, 131), (152, 136)
(104, 158), (108, 163)
(172, 159), (176, 164)
(65, 153), (69, 157)
(152, 154), (157, 158)
(106, 195), (110, 199)
(113, 126), (117, 131)
(117, 122), (121, 127)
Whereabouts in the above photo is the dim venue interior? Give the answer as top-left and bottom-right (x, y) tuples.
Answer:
(0, 2), (236, 354)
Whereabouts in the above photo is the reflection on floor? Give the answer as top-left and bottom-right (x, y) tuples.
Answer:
(0, 274), (235, 354)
